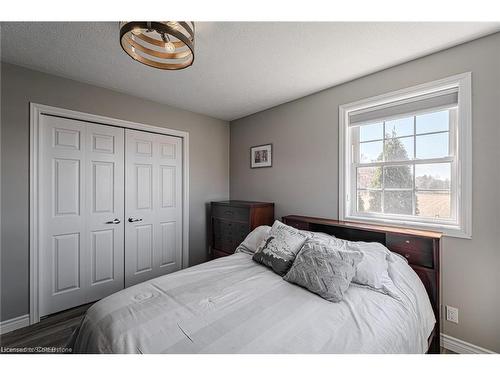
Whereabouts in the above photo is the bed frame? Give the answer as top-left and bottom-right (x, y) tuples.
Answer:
(282, 215), (442, 354)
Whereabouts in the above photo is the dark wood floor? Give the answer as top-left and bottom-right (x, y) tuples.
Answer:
(0, 303), (92, 354)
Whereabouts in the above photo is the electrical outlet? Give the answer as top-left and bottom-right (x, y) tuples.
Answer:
(446, 305), (459, 324)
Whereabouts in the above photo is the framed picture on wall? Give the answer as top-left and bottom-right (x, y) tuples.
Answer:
(250, 143), (273, 168)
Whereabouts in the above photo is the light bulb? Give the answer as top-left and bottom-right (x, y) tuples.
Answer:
(167, 21), (180, 30)
(165, 41), (175, 53)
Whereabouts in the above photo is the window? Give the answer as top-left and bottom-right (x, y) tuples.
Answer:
(339, 73), (471, 238)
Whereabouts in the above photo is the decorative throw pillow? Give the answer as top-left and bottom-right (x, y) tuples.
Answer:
(252, 220), (310, 276)
(348, 241), (400, 298)
(283, 238), (363, 302)
(234, 225), (271, 255)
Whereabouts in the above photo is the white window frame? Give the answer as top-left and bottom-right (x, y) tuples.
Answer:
(339, 73), (472, 238)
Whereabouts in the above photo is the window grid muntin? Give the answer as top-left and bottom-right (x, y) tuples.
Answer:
(353, 107), (456, 222)
(358, 129), (450, 145)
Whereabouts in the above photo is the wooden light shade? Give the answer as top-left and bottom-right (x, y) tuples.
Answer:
(120, 21), (195, 70)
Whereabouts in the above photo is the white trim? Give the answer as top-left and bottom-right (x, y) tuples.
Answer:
(0, 50), (2, 333)
(339, 72), (472, 238)
(0, 314), (30, 335)
(182, 132), (190, 269)
(441, 334), (496, 354)
(341, 215), (470, 239)
(29, 103), (190, 324)
(30, 104), (40, 324)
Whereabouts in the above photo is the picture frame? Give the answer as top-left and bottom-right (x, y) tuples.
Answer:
(250, 143), (273, 168)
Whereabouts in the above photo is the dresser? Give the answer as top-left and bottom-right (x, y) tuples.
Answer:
(210, 201), (274, 259)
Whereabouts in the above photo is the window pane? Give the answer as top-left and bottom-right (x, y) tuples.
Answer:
(416, 110), (449, 134)
(360, 122), (383, 142)
(416, 191), (451, 218)
(384, 165), (413, 188)
(383, 191), (413, 215)
(415, 163), (451, 190)
(357, 190), (381, 213)
(385, 117), (414, 138)
(357, 167), (382, 189)
(360, 141), (383, 163)
(416, 132), (449, 159)
(384, 136), (414, 161)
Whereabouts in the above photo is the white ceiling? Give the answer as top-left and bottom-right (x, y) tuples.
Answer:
(2, 22), (499, 121)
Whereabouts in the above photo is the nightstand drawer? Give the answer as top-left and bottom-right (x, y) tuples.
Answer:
(212, 205), (249, 222)
(386, 234), (434, 268)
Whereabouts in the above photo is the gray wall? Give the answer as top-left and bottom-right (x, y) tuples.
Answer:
(0, 63), (230, 321)
(231, 32), (500, 352)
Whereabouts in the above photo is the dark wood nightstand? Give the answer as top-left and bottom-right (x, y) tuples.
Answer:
(210, 201), (274, 259)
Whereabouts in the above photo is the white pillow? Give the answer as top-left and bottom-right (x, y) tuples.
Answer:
(300, 230), (336, 243)
(234, 225), (271, 255)
(348, 241), (399, 297)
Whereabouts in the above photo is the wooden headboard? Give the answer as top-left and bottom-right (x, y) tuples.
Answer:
(282, 215), (442, 354)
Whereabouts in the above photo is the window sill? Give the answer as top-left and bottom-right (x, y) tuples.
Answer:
(342, 214), (471, 239)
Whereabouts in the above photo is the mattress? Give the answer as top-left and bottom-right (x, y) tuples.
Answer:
(71, 252), (435, 353)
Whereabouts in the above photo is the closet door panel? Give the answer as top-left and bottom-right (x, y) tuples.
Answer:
(125, 129), (182, 287)
(156, 136), (183, 275)
(85, 123), (125, 300)
(40, 116), (88, 316)
(125, 131), (158, 286)
(39, 116), (125, 317)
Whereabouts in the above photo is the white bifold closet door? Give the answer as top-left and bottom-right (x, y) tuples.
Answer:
(124, 129), (183, 287)
(39, 117), (183, 317)
(39, 115), (125, 317)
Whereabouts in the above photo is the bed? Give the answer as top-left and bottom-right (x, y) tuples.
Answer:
(71, 216), (440, 354)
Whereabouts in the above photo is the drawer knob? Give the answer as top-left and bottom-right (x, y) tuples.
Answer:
(404, 253), (410, 259)
(405, 240), (410, 244)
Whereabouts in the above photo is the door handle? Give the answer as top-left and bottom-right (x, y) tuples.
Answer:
(105, 218), (121, 224)
(128, 217), (143, 223)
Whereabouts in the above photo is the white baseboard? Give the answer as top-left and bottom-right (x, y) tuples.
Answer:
(0, 314), (30, 335)
(441, 333), (496, 354)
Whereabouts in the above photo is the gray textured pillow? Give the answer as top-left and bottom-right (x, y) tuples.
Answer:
(303, 235), (398, 297)
(252, 220), (310, 276)
(283, 239), (363, 302)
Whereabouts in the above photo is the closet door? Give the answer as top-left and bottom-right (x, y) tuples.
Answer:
(125, 129), (183, 287)
(85, 123), (125, 301)
(39, 115), (125, 317)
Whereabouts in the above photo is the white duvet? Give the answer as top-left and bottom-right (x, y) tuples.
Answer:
(72, 252), (435, 353)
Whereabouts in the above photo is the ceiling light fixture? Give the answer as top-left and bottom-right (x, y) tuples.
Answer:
(120, 21), (195, 70)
